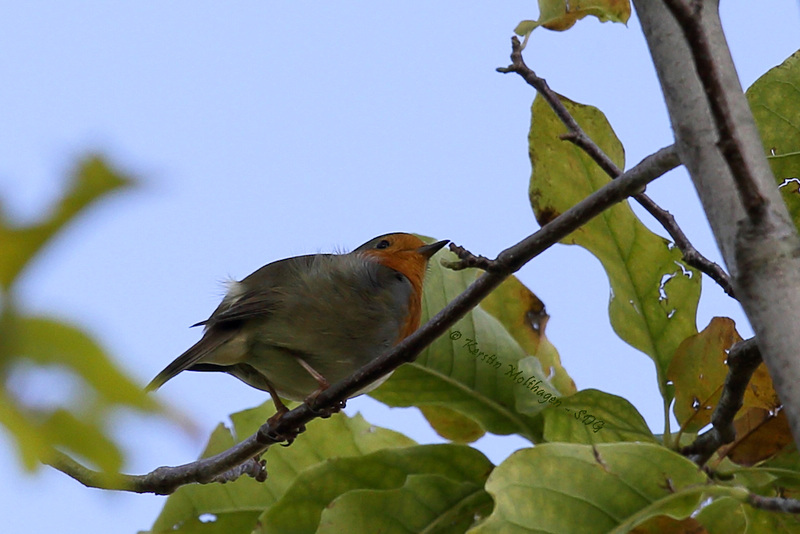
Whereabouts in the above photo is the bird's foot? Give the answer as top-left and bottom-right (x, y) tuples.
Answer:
(304, 390), (346, 418)
(262, 409), (305, 446)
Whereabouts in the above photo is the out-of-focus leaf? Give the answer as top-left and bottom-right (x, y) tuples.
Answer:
(668, 317), (742, 434)
(469, 443), (715, 534)
(1, 313), (159, 473)
(528, 93), (700, 402)
(747, 50), (800, 232)
(371, 242), (562, 443)
(149, 408), (415, 534)
(515, 0), (630, 35)
(14, 316), (157, 410)
(37, 409), (124, 473)
(0, 388), (123, 473)
(0, 155), (133, 289)
(257, 444), (493, 534)
(0, 389), (52, 469)
(542, 388), (655, 444)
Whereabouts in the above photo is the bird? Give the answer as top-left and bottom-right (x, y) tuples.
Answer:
(146, 232), (448, 423)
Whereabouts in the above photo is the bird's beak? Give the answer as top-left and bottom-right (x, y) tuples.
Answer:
(417, 239), (449, 259)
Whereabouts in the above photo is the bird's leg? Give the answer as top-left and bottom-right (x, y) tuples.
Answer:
(263, 382), (305, 445)
(294, 356), (345, 418)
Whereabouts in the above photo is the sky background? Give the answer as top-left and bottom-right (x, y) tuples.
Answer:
(1, 2), (798, 533)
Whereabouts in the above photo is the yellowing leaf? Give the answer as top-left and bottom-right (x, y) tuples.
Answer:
(744, 362), (781, 412)
(668, 317), (742, 434)
(418, 405), (485, 443)
(717, 408), (793, 467)
(515, 0), (630, 35)
(480, 274), (575, 396)
(528, 93), (700, 402)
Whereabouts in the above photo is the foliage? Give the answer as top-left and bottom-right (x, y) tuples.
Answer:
(0, 156), (160, 474)
(145, 11), (800, 532)
(5, 2), (800, 533)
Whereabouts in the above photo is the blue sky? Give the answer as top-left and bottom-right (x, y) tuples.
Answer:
(1, 3), (798, 532)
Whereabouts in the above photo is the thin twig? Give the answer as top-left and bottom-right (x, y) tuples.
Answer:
(662, 0), (766, 222)
(498, 35), (736, 299)
(46, 144), (680, 494)
(682, 338), (763, 465)
(441, 243), (499, 271)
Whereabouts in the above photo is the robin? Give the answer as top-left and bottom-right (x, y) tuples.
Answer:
(146, 233), (448, 422)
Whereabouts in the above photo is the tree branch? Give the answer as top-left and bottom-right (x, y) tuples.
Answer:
(748, 494), (800, 514)
(46, 145), (680, 494)
(662, 0), (767, 222)
(498, 35), (735, 298)
(681, 338), (762, 465)
(635, 0), (800, 453)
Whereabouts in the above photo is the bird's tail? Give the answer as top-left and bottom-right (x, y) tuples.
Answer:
(145, 334), (230, 392)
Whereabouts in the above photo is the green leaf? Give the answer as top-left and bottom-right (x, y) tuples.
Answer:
(742, 504), (800, 533)
(470, 443), (717, 534)
(0, 388), (123, 474)
(13, 316), (157, 410)
(417, 405), (485, 443)
(528, 93), (700, 402)
(257, 443), (493, 534)
(0, 155), (133, 289)
(317, 474), (493, 534)
(1, 314), (158, 473)
(149, 408), (415, 533)
(542, 389), (655, 444)
(0, 388), (55, 469)
(515, 0), (630, 35)
(747, 49), (800, 232)
(38, 409), (124, 473)
(371, 244), (562, 442)
(694, 497), (747, 534)
(479, 274), (576, 396)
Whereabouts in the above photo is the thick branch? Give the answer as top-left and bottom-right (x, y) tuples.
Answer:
(498, 36), (735, 298)
(47, 145), (679, 494)
(662, 0), (766, 221)
(634, 0), (800, 449)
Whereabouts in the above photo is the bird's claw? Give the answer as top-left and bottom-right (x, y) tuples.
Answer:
(262, 410), (305, 445)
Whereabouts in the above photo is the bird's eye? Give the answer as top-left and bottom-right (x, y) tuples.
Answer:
(376, 239), (391, 249)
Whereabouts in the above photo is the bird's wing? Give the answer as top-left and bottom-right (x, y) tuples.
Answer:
(194, 254), (320, 327)
(193, 292), (280, 326)
(145, 330), (233, 391)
